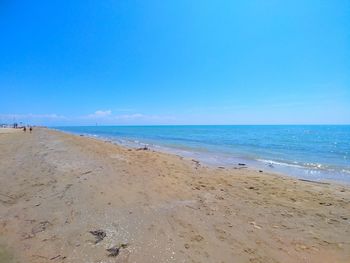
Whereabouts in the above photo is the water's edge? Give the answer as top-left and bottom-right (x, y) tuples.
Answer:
(52, 127), (350, 184)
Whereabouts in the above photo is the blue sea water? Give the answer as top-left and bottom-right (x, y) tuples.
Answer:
(55, 125), (350, 183)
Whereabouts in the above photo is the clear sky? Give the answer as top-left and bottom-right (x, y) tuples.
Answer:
(1, 0), (349, 125)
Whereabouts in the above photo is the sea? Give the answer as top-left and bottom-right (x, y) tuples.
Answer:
(55, 125), (350, 183)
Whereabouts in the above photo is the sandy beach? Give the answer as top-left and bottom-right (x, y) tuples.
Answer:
(0, 128), (349, 263)
(0, 128), (21, 134)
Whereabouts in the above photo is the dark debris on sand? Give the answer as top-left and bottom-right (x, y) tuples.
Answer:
(136, 146), (149, 151)
(106, 243), (128, 257)
(89, 230), (106, 244)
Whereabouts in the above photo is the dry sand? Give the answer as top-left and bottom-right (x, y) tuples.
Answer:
(0, 128), (21, 134)
(0, 128), (349, 263)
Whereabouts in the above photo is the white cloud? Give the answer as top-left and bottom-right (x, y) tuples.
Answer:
(0, 111), (177, 125)
(0, 113), (69, 125)
(83, 111), (176, 124)
(86, 110), (112, 118)
(85, 111), (146, 120)
(0, 113), (67, 120)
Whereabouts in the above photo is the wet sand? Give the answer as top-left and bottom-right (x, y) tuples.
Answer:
(0, 128), (349, 263)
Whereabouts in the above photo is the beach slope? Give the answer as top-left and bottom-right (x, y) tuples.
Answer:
(0, 128), (349, 262)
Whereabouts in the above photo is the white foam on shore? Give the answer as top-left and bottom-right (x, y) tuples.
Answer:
(257, 159), (305, 168)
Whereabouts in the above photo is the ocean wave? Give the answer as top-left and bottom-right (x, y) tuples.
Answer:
(257, 158), (350, 175)
(256, 159), (305, 169)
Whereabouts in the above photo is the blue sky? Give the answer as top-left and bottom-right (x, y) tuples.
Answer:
(1, 0), (349, 125)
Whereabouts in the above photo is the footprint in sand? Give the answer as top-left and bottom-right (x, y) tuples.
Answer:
(191, 234), (204, 242)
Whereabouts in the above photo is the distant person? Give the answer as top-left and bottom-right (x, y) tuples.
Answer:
(23, 127), (26, 132)
(29, 127), (32, 133)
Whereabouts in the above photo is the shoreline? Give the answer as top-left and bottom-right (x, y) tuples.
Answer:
(55, 127), (350, 185)
(1, 128), (349, 262)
